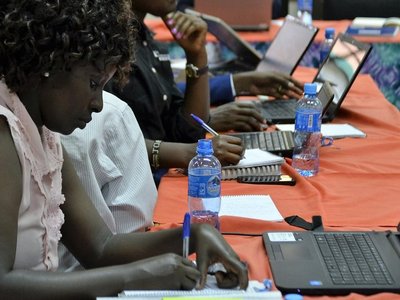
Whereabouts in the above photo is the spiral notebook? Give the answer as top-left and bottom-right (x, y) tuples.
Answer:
(222, 149), (284, 180)
(111, 277), (282, 299)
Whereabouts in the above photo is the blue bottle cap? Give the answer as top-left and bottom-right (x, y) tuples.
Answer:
(197, 139), (213, 155)
(304, 83), (317, 95)
(325, 27), (335, 39)
(284, 293), (304, 300)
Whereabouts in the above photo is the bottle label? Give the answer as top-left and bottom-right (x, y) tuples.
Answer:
(188, 174), (221, 198)
(295, 111), (321, 132)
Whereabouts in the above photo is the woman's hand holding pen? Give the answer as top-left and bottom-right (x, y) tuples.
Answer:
(191, 223), (249, 290)
(211, 135), (244, 166)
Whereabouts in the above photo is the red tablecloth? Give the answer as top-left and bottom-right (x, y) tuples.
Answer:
(153, 68), (400, 299)
(145, 18), (400, 44)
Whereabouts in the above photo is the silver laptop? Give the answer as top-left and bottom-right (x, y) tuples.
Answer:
(194, 0), (273, 31)
(185, 12), (318, 75)
(263, 230), (400, 295)
(259, 33), (372, 124)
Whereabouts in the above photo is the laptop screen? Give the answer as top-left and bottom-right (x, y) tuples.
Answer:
(256, 15), (318, 75)
(314, 33), (372, 117)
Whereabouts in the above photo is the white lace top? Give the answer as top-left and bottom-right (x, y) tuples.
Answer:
(0, 81), (65, 271)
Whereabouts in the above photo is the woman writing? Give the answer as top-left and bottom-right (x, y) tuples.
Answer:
(0, 1), (248, 299)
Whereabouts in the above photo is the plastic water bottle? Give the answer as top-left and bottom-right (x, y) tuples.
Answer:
(292, 83), (322, 177)
(188, 139), (221, 230)
(319, 28), (335, 65)
(297, 0), (313, 25)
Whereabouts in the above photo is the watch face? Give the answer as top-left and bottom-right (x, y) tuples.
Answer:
(186, 64), (198, 78)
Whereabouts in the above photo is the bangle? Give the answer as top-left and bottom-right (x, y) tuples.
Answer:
(151, 140), (162, 170)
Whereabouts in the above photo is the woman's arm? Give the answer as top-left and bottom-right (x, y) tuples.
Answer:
(0, 119), (199, 299)
(163, 12), (210, 125)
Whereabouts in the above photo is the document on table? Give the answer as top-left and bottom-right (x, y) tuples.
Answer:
(275, 123), (366, 139)
(97, 277), (282, 299)
(219, 195), (283, 222)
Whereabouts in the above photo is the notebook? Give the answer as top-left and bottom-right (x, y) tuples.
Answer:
(221, 149), (284, 180)
(194, 0), (273, 31)
(263, 230), (400, 295)
(114, 276), (283, 299)
(258, 33), (372, 124)
(184, 12), (318, 75)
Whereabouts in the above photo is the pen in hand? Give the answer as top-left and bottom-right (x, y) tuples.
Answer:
(182, 212), (191, 258)
(190, 113), (219, 136)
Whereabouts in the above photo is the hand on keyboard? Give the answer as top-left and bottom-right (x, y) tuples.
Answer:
(210, 102), (266, 132)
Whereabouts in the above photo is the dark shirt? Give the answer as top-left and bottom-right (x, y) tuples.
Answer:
(105, 25), (204, 143)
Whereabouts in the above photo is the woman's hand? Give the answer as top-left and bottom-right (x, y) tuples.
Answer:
(210, 102), (266, 132)
(191, 224), (249, 290)
(210, 135), (244, 166)
(124, 253), (200, 290)
(233, 71), (304, 99)
(163, 11), (208, 57)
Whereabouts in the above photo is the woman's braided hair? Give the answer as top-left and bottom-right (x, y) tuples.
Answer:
(0, 0), (136, 92)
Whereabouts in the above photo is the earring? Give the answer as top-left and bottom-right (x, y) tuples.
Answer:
(43, 72), (50, 78)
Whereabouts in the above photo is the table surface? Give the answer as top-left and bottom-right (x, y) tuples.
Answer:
(152, 67), (400, 300)
(145, 18), (400, 44)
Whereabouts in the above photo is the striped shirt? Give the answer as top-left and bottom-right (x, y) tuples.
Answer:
(58, 91), (157, 271)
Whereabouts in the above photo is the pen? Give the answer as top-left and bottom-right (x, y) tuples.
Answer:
(190, 113), (219, 136)
(182, 212), (191, 259)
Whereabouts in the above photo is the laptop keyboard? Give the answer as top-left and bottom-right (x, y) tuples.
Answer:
(230, 131), (294, 157)
(315, 233), (394, 286)
(260, 100), (297, 119)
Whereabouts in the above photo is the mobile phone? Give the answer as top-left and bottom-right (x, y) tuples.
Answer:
(237, 174), (296, 186)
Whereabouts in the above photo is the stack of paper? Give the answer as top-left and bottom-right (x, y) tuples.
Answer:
(275, 123), (366, 139)
(346, 17), (400, 36)
(219, 194), (283, 222)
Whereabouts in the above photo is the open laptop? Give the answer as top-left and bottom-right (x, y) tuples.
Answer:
(185, 12), (318, 75)
(228, 81), (334, 157)
(263, 230), (400, 295)
(259, 33), (372, 124)
(194, 0), (273, 31)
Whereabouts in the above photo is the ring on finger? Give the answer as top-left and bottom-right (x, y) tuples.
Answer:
(277, 85), (283, 93)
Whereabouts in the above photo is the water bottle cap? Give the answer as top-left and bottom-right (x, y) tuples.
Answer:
(304, 83), (317, 95)
(325, 27), (335, 39)
(284, 294), (303, 300)
(197, 139), (213, 155)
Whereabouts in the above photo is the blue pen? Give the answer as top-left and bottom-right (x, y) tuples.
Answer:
(190, 113), (219, 136)
(182, 212), (191, 258)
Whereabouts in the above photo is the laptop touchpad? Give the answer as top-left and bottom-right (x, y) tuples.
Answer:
(280, 243), (313, 260)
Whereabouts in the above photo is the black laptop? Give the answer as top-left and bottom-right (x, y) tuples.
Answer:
(259, 33), (372, 124)
(184, 12), (318, 75)
(228, 81), (334, 157)
(263, 230), (400, 295)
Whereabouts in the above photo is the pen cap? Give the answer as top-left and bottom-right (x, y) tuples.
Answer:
(196, 139), (213, 155)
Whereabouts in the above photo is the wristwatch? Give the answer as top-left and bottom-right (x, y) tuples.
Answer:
(185, 63), (209, 78)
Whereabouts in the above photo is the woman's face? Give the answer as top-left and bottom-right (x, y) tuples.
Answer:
(37, 62), (116, 135)
(132, 0), (177, 17)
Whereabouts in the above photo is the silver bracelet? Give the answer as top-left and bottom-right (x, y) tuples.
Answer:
(151, 140), (162, 169)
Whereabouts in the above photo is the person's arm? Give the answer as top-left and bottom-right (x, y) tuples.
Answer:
(177, 75), (235, 106)
(163, 12), (210, 124)
(145, 134), (244, 169)
(233, 71), (303, 99)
